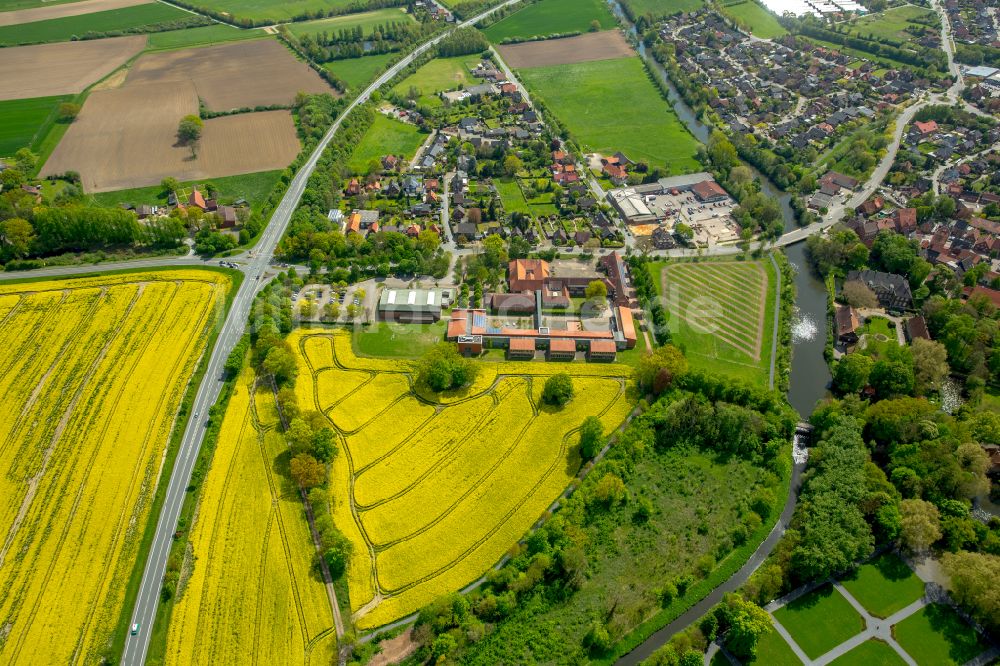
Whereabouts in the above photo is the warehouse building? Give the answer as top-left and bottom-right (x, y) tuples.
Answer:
(377, 288), (444, 323)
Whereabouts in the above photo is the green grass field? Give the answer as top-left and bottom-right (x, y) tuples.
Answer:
(0, 0), (82, 10)
(392, 55), (481, 108)
(620, 0), (703, 19)
(893, 604), (989, 666)
(719, 0), (787, 38)
(653, 259), (776, 388)
(0, 3), (192, 45)
(0, 95), (71, 157)
(484, 0), (616, 42)
(348, 113), (426, 173)
(90, 170), (283, 209)
(773, 584), (865, 660)
(519, 57), (700, 172)
(495, 177), (530, 213)
(289, 7), (413, 39)
(746, 623), (802, 665)
(844, 5), (937, 43)
(829, 639), (907, 666)
(840, 554), (924, 619)
(325, 53), (397, 90)
(183, 0), (359, 23)
(354, 321), (448, 358)
(146, 23), (266, 49)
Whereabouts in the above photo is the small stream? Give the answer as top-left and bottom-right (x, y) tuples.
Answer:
(609, 0), (831, 414)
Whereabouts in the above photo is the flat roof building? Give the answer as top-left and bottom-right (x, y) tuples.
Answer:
(378, 288), (443, 323)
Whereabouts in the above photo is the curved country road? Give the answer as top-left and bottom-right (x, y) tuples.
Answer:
(113, 3), (524, 664)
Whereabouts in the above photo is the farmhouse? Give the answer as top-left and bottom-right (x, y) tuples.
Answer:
(377, 288), (443, 323)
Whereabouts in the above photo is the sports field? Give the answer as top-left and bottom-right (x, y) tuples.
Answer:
(0, 94), (71, 156)
(182, 0), (361, 23)
(0, 269), (231, 665)
(292, 330), (634, 629)
(163, 368), (338, 665)
(719, 0), (787, 38)
(288, 7), (414, 39)
(0, 2), (193, 46)
(348, 113), (426, 173)
(657, 260), (776, 387)
(484, 0), (616, 42)
(518, 56), (701, 172)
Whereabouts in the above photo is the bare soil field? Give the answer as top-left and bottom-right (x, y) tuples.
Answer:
(41, 82), (299, 191)
(126, 39), (336, 110)
(0, 0), (150, 27)
(0, 36), (146, 100)
(497, 30), (634, 69)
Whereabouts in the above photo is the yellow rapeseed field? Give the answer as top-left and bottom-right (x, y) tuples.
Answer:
(164, 368), (337, 665)
(0, 269), (230, 665)
(291, 330), (635, 630)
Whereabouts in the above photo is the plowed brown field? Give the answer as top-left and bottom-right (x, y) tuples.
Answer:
(497, 30), (634, 69)
(126, 39), (336, 110)
(0, 0), (150, 27)
(0, 36), (146, 100)
(41, 81), (300, 191)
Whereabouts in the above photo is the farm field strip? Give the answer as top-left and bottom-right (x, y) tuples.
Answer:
(327, 373), (412, 433)
(0, 2), (190, 46)
(292, 330), (634, 629)
(0, 0), (150, 27)
(165, 369), (337, 665)
(497, 29), (635, 68)
(483, 0), (616, 42)
(0, 270), (230, 665)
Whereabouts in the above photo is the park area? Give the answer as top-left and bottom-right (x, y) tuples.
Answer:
(292, 331), (635, 629)
(656, 260), (776, 387)
(347, 113), (427, 173)
(0, 269), (232, 665)
(162, 367), (338, 665)
(484, 0), (616, 42)
(752, 553), (994, 666)
(518, 56), (700, 172)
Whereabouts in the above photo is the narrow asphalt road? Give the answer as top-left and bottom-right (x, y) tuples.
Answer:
(118, 3), (524, 664)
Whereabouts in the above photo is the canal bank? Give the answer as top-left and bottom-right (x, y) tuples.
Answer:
(607, 0), (830, 415)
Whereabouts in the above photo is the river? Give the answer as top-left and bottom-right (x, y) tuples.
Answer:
(608, 0), (830, 415)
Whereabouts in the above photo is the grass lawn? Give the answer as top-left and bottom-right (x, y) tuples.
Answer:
(518, 57), (700, 173)
(746, 625), (802, 665)
(347, 113), (427, 173)
(801, 36), (912, 71)
(495, 177), (530, 214)
(652, 258), (777, 388)
(893, 604), (989, 666)
(484, 0), (616, 42)
(353, 320), (447, 358)
(621, 0), (704, 19)
(840, 554), (924, 619)
(616, 326), (650, 368)
(843, 5), (937, 43)
(0, 95), (71, 157)
(773, 584), (865, 660)
(146, 24), (267, 50)
(0, 3), (192, 46)
(324, 53), (397, 91)
(392, 55), (481, 108)
(90, 170), (283, 210)
(288, 7), (414, 39)
(182, 0), (361, 23)
(828, 639), (907, 666)
(719, 0), (787, 38)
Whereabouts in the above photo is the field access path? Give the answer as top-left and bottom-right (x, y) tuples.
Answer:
(107, 2), (527, 664)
